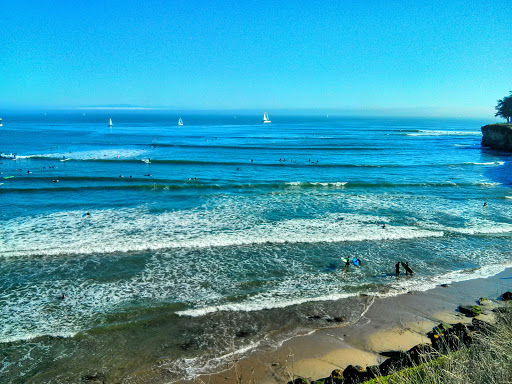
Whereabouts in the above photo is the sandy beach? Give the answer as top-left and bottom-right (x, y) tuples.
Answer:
(190, 268), (512, 383)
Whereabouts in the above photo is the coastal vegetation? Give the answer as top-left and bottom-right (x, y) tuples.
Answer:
(495, 92), (512, 123)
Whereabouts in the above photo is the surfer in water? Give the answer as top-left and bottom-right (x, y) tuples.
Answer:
(395, 261), (400, 277)
(344, 257), (351, 270)
(404, 262), (414, 276)
(382, 223), (386, 229)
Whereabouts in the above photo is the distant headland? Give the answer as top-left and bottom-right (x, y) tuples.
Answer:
(481, 92), (512, 151)
(481, 124), (512, 151)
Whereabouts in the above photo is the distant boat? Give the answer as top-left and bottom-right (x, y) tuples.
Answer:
(108, 118), (113, 127)
(178, 117), (183, 126)
(0, 117), (3, 127)
(262, 111), (271, 123)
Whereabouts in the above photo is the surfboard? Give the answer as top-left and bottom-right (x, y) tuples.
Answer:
(352, 257), (360, 266)
(401, 262), (414, 274)
(3, 176), (14, 179)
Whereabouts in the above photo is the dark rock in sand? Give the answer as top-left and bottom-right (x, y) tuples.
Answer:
(326, 316), (346, 323)
(235, 329), (254, 338)
(81, 373), (105, 383)
(458, 305), (482, 317)
(501, 291), (512, 301)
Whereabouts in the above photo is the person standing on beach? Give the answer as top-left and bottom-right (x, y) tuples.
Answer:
(395, 261), (400, 277)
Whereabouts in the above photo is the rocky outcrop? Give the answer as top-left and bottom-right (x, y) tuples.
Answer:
(481, 124), (512, 151)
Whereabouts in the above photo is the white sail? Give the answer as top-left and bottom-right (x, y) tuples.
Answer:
(262, 111), (271, 123)
(108, 118), (113, 127)
(0, 118), (2, 127)
(178, 117), (183, 126)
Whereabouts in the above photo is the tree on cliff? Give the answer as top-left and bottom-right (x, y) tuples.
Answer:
(495, 92), (512, 123)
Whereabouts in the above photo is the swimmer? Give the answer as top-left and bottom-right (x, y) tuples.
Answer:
(483, 202), (488, 207)
(382, 223), (386, 229)
(52, 179), (59, 183)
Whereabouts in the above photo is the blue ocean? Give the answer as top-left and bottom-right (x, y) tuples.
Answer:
(1, 112), (511, 382)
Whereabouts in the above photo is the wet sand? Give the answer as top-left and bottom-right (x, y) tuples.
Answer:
(188, 268), (512, 383)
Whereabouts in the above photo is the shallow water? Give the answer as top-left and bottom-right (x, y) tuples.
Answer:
(1, 113), (511, 381)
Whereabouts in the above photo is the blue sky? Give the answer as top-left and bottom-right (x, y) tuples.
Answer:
(1, 0), (511, 116)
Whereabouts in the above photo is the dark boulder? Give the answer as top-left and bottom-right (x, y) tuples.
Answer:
(328, 369), (344, 384)
(430, 322), (473, 353)
(458, 305), (482, 317)
(343, 365), (366, 383)
(378, 353), (408, 376)
(501, 291), (512, 301)
(81, 373), (105, 383)
(427, 322), (451, 339)
(405, 343), (439, 365)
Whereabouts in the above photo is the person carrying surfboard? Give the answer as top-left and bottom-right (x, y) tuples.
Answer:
(403, 261), (414, 275)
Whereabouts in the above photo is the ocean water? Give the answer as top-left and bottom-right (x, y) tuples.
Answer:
(1, 112), (512, 382)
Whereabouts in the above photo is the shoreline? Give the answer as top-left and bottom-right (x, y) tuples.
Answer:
(188, 268), (512, 384)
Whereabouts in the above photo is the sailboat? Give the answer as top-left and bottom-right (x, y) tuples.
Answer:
(178, 117), (183, 126)
(262, 111), (271, 123)
(0, 118), (3, 127)
(108, 118), (113, 127)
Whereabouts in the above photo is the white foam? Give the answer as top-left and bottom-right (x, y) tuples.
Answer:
(177, 292), (355, 317)
(406, 130), (481, 136)
(0, 206), (443, 258)
(464, 161), (505, 166)
(17, 148), (147, 160)
(286, 181), (347, 187)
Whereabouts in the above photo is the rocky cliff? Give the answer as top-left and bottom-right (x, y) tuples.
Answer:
(481, 124), (512, 151)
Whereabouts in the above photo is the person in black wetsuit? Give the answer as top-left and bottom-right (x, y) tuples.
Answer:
(395, 261), (400, 277)
(404, 262), (414, 275)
